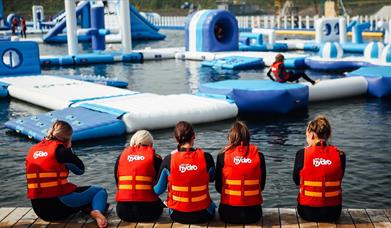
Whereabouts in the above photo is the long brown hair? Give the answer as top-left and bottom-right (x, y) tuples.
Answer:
(223, 121), (250, 155)
(307, 115), (332, 141)
(46, 120), (73, 143)
(174, 121), (195, 149)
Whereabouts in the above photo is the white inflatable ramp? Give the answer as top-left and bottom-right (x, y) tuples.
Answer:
(0, 75), (137, 110)
(2, 75), (238, 140)
(76, 93), (238, 132)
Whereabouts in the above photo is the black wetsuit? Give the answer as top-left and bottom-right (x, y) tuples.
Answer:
(154, 148), (216, 224)
(114, 151), (164, 222)
(292, 143), (346, 222)
(31, 145), (94, 221)
(267, 64), (315, 84)
(215, 152), (266, 224)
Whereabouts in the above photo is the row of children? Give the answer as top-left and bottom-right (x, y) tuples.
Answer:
(25, 116), (345, 227)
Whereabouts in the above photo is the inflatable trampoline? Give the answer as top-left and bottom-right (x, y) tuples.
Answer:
(198, 80), (309, 115)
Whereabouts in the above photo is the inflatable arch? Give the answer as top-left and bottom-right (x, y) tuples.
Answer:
(185, 10), (238, 52)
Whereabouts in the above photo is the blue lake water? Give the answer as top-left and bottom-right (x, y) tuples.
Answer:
(0, 30), (390, 208)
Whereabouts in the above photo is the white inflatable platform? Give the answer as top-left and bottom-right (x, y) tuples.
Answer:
(0, 75), (238, 132)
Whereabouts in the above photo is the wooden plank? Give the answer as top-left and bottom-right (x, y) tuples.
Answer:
(117, 221), (137, 227)
(63, 211), (89, 228)
(106, 206), (122, 228)
(297, 209), (318, 228)
(336, 209), (355, 228)
(152, 208), (172, 228)
(366, 209), (391, 228)
(190, 222), (209, 228)
(0, 207), (16, 222)
(12, 208), (39, 228)
(207, 214), (225, 228)
(318, 222), (337, 228)
(30, 217), (51, 228)
(383, 209), (391, 222)
(262, 208), (280, 228)
(171, 222), (190, 228)
(136, 222), (155, 228)
(279, 208), (298, 228)
(348, 209), (374, 228)
(0, 207), (30, 227)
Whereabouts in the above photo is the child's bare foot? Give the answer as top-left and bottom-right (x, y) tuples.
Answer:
(91, 210), (108, 228)
(312, 79), (321, 85)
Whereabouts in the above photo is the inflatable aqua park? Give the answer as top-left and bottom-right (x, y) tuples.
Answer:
(2, 8), (391, 141)
(0, 41), (237, 141)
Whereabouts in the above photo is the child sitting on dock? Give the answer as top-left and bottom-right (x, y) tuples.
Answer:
(215, 121), (266, 224)
(293, 115), (345, 222)
(154, 121), (216, 224)
(114, 130), (164, 222)
(267, 54), (318, 85)
(25, 120), (108, 228)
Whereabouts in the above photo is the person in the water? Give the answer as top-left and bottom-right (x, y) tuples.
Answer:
(215, 121), (266, 224)
(267, 54), (318, 85)
(114, 130), (164, 222)
(293, 115), (345, 222)
(154, 121), (216, 224)
(25, 120), (108, 227)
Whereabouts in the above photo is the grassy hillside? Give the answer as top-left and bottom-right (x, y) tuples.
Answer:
(2, 0), (388, 19)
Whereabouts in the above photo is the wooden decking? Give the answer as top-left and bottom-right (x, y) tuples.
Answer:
(0, 207), (390, 228)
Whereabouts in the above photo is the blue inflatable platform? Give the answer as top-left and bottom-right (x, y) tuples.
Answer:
(201, 56), (264, 70)
(0, 81), (8, 98)
(198, 80), (308, 115)
(347, 66), (391, 98)
(40, 52), (143, 67)
(5, 107), (126, 141)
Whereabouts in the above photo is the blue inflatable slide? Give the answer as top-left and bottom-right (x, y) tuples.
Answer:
(43, 2), (165, 43)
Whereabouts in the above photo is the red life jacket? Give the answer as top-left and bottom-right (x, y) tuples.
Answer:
(116, 145), (158, 202)
(167, 148), (211, 212)
(26, 140), (76, 199)
(298, 145), (343, 207)
(221, 144), (263, 206)
(271, 61), (289, 82)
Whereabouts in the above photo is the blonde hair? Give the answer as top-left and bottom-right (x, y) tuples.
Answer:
(47, 120), (73, 143)
(223, 121), (250, 155)
(307, 115), (332, 141)
(129, 130), (154, 146)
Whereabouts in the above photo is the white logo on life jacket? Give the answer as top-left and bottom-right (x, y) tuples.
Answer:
(313, 158), (332, 167)
(233, 156), (252, 165)
(127, 155), (145, 162)
(179, 164), (198, 173)
(33, 151), (48, 159)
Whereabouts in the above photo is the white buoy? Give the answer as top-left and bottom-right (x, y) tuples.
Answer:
(64, 0), (78, 55)
(119, 0), (132, 53)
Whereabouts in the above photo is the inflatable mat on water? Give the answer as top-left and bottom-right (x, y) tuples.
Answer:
(347, 66), (391, 97)
(5, 107), (126, 141)
(75, 93), (238, 132)
(201, 56), (264, 70)
(0, 75), (137, 110)
(198, 80), (308, 115)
